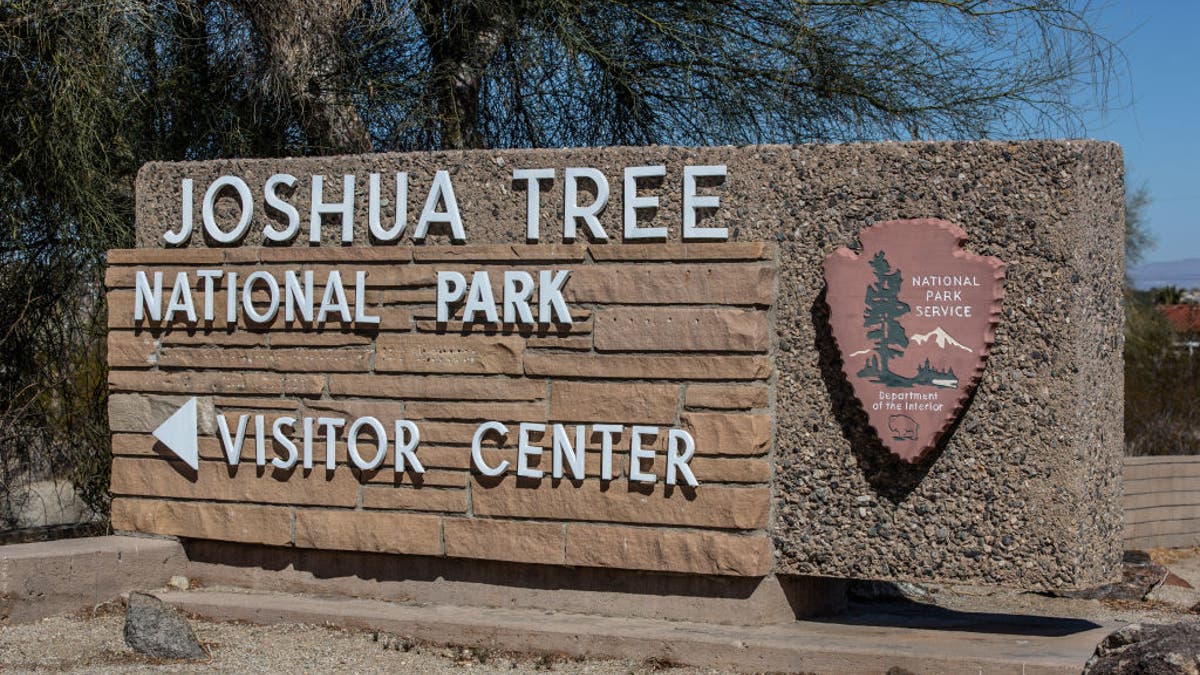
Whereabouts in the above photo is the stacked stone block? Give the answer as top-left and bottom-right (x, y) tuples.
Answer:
(107, 243), (775, 576)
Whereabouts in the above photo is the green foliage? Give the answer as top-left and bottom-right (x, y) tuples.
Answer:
(1125, 184), (1154, 269)
(0, 0), (1123, 522)
(1118, 171), (1200, 456)
(1120, 179), (1200, 456)
(351, 0), (1120, 149)
(1124, 294), (1200, 456)
(1150, 285), (1185, 306)
(0, 2), (143, 518)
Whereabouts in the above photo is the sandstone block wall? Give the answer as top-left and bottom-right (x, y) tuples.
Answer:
(107, 243), (775, 577)
(113, 141), (1125, 588)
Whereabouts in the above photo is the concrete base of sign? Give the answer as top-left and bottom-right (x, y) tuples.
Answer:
(0, 535), (185, 622)
(155, 587), (1117, 674)
(0, 536), (845, 625)
(180, 539), (846, 625)
(2, 536), (1122, 672)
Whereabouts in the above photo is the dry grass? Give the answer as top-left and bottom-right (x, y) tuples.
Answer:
(1147, 547), (1200, 566)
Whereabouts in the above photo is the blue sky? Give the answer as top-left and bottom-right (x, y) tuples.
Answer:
(1082, 1), (1200, 264)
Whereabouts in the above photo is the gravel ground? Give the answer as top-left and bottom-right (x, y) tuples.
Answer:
(5, 548), (1200, 673)
(1, 586), (1191, 675)
(0, 609), (713, 674)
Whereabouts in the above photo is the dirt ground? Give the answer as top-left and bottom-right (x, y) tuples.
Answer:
(3, 548), (1200, 673)
(0, 608), (715, 674)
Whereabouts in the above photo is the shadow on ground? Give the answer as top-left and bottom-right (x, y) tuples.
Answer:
(820, 598), (1101, 637)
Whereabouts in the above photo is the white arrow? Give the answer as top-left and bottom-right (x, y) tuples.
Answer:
(153, 397), (199, 470)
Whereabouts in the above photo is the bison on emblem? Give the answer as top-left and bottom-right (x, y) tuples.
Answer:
(888, 414), (918, 441)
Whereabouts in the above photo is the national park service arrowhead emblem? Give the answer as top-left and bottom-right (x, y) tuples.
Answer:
(824, 219), (1005, 463)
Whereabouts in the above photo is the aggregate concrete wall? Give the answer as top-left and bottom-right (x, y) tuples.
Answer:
(115, 140), (1125, 589)
(768, 142), (1125, 588)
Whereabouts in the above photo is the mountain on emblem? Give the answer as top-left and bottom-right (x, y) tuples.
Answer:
(910, 327), (973, 353)
(824, 219), (1005, 463)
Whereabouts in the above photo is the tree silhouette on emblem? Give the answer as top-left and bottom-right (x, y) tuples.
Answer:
(858, 251), (911, 386)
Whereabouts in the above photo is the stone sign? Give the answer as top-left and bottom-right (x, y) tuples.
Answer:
(107, 142), (1125, 590)
(825, 219), (1005, 462)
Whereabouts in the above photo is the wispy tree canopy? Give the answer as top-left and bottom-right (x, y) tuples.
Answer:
(0, 0), (1121, 515)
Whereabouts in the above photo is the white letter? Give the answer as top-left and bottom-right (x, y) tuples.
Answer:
(164, 178), (193, 245)
(242, 270), (280, 324)
(472, 421), (509, 477)
(134, 271), (163, 321)
(436, 271), (467, 322)
(564, 167), (609, 241)
(284, 270), (314, 323)
(196, 269), (222, 321)
(538, 270), (572, 324)
(502, 271), (535, 324)
(317, 270), (351, 323)
(302, 417), (315, 469)
(623, 165), (666, 240)
(414, 170), (465, 242)
(666, 429), (699, 487)
(682, 165), (728, 240)
(272, 417), (299, 470)
(254, 414), (266, 466)
(202, 175), (253, 244)
(592, 424), (622, 481)
(517, 422), (545, 478)
(225, 272), (238, 324)
(310, 174), (355, 244)
(216, 414), (249, 465)
(347, 416), (388, 470)
(369, 172), (408, 241)
(164, 272), (197, 323)
(513, 168), (554, 241)
(629, 425), (658, 483)
(317, 417), (345, 470)
(394, 420), (423, 473)
(463, 271), (499, 324)
(264, 173), (300, 242)
(552, 424), (585, 480)
(353, 270), (380, 325)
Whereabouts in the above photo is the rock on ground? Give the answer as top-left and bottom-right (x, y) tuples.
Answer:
(1056, 550), (1170, 601)
(4, 479), (95, 530)
(123, 592), (205, 660)
(848, 580), (931, 602)
(1084, 622), (1200, 674)
(1145, 582), (1200, 612)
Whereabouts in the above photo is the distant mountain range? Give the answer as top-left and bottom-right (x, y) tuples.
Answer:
(1129, 259), (1200, 290)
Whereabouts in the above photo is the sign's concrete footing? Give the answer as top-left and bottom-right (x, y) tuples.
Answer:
(0, 535), (184, 622)
(2, 536), (1117, 673)
(157, 587), (1116, 674)
(179, 538), (845, 626)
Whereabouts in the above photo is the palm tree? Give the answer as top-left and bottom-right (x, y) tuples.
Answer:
(1152, 286), (1184, 305)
